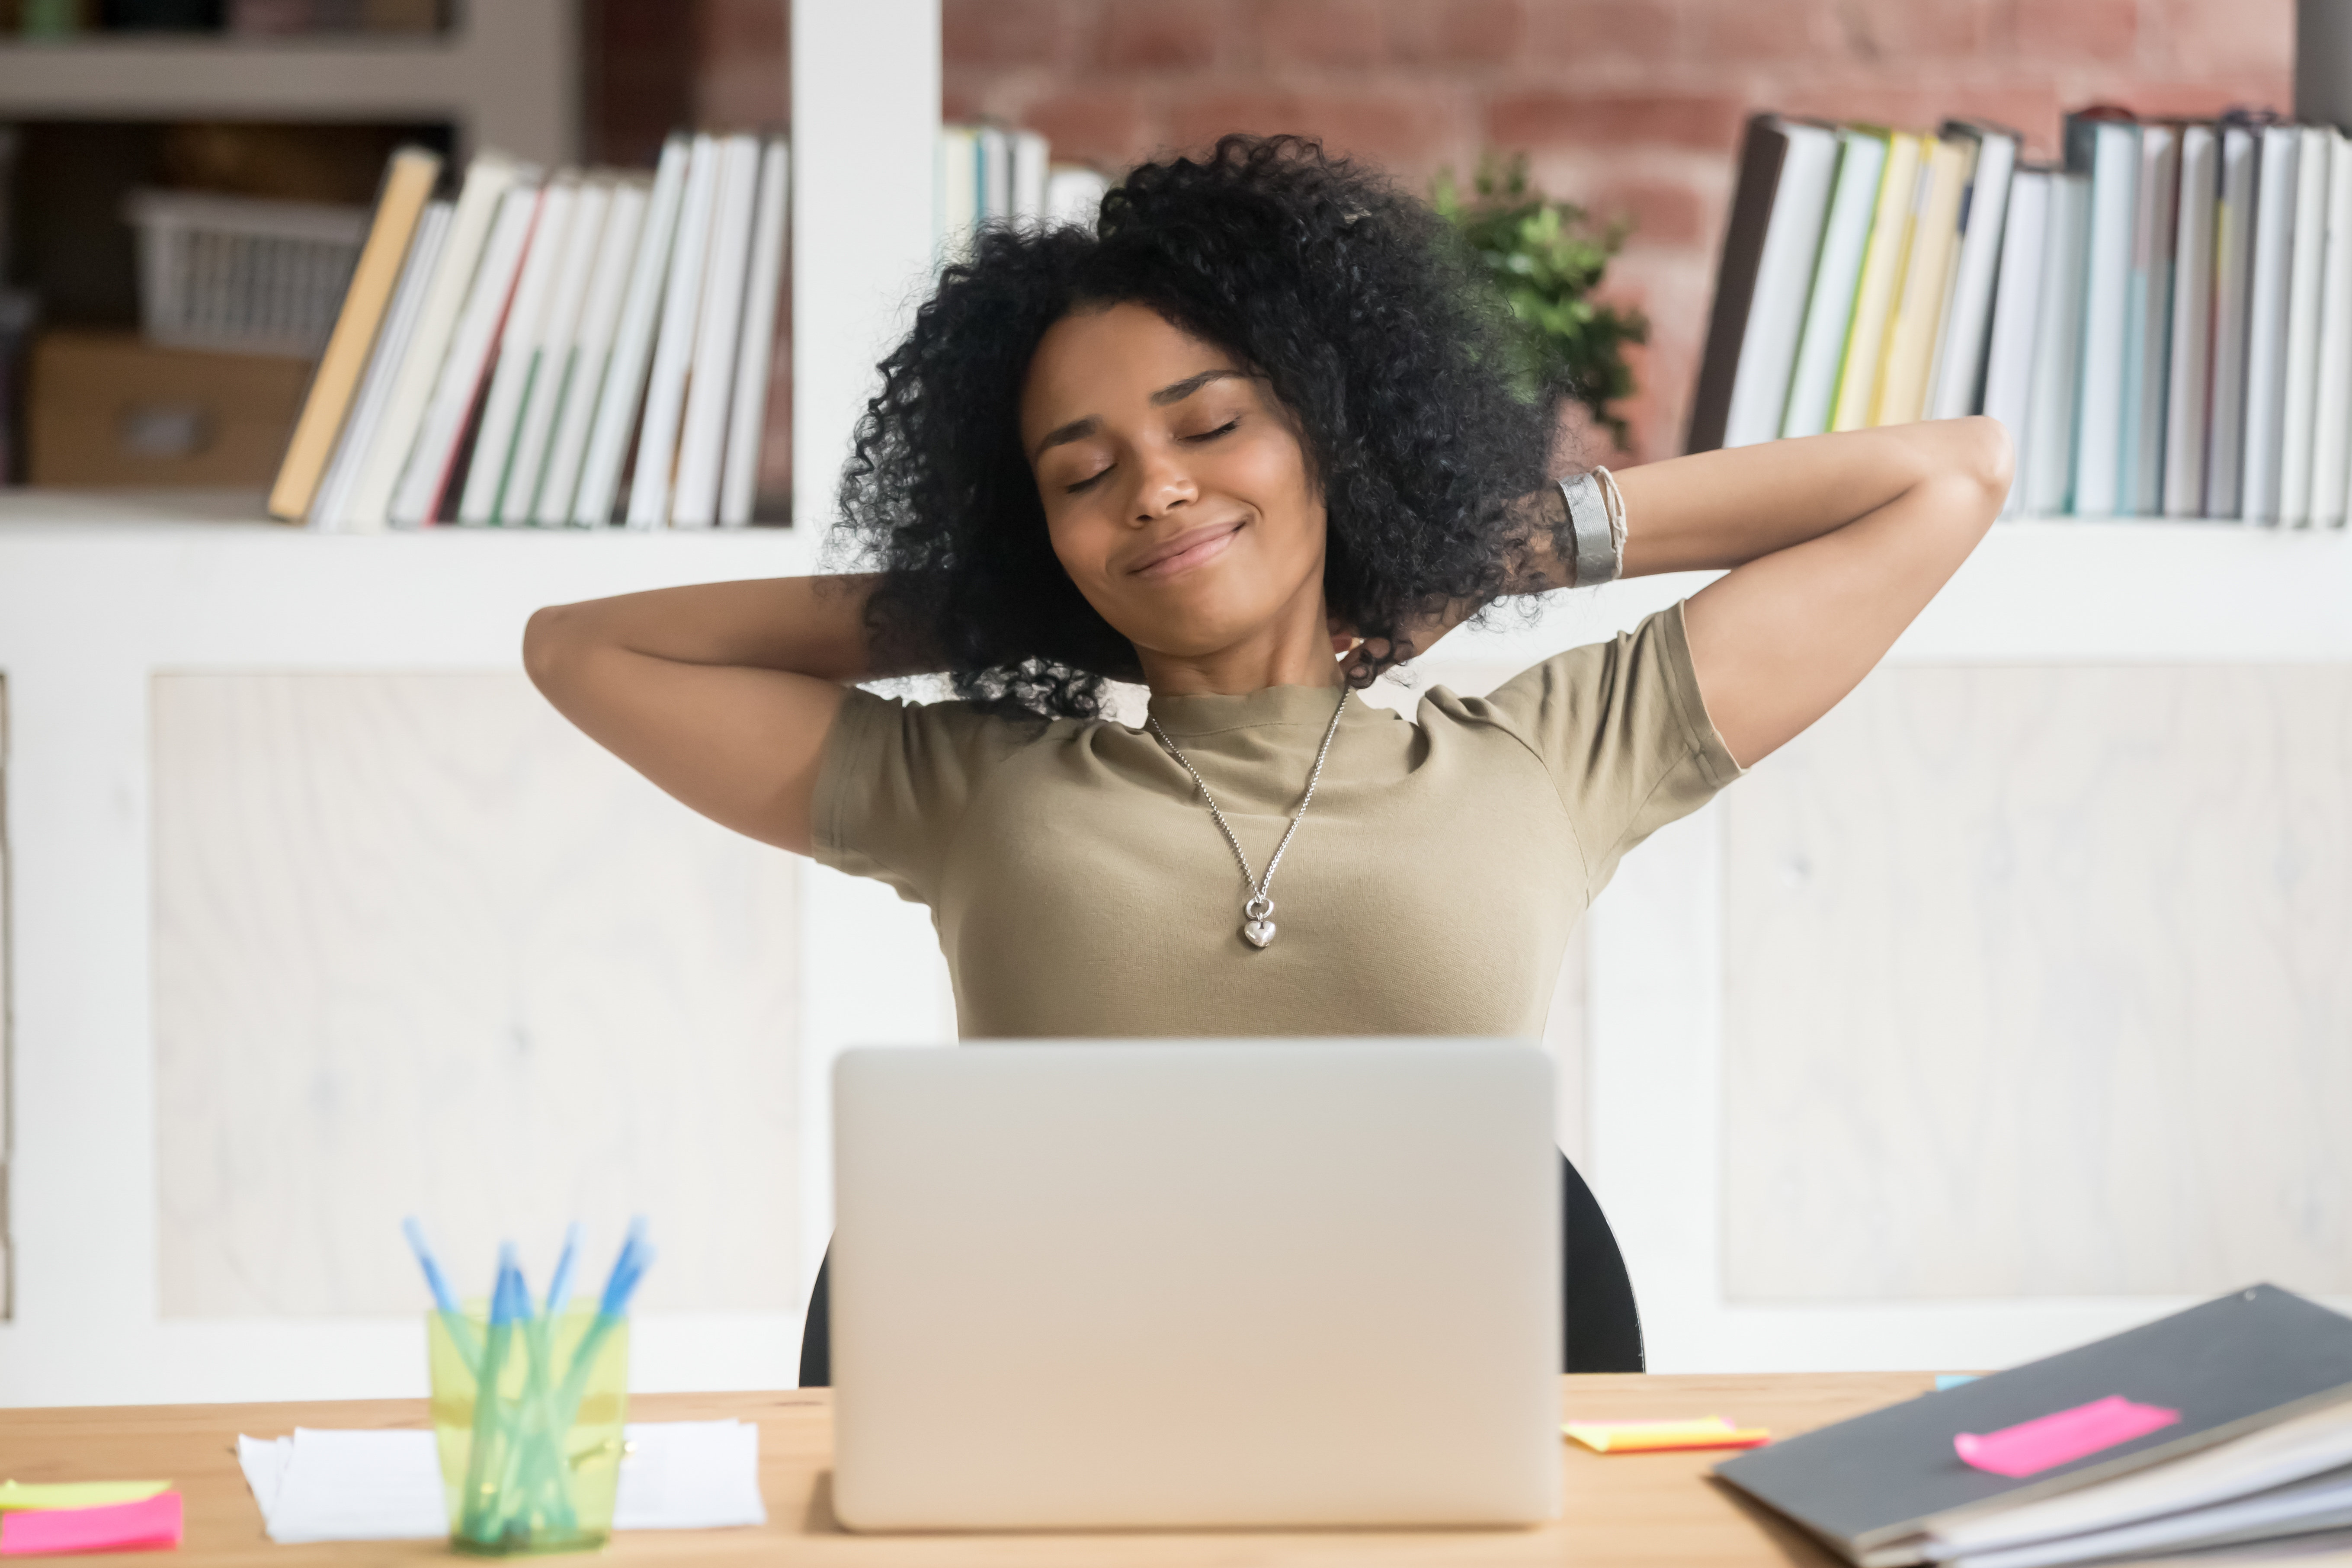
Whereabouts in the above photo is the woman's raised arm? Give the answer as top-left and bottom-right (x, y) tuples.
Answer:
(1611, 417), (2011, 767)
(523, 574), (898, 856)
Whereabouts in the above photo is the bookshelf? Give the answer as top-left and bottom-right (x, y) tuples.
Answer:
(0, 0), (577, 165)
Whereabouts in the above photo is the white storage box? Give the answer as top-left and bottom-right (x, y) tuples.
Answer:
(122, 189), (370, 359)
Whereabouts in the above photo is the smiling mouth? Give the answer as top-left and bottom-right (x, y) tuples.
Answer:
(1128, 519), (1245, 578)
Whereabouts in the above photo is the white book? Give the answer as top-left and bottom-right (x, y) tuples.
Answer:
(939, 126), (978, 257)
(1721, 119), (1839, 449)
(2068, 117), (2138, 518)
(388, 182), (542, 527)
(2206, 122), (2263, 516)
(2023, 173), (2092, 516)
(2310, 129), (2352, 528)
(1781, 128), (1888, 439)
(721, 137), (789, 527)
(455, 175), (577, 526)
(2241, 123), (2305, 523)
(340, 150), (532, 532)
(534, 176), (648, 525)
(977, 125), (1011, 223)
(1045, 165), (1108, 228)
(309, 200), (452, 531)
(626, 132), (723, 529)
(2164, 125), (2219, 517)
(572, 135), (691, 526)
(1928, 124), (2019, 420)
(501, 177), (611, 525)
(1981, 168), (2050, 517)
(1012, 129), (1048, 225)
(2278, 125), (2333, 525)
(672, 133), (763, 529)
(2119, 123), (2177, 515)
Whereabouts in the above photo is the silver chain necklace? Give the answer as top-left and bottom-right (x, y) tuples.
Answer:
(1146, 688), (1349, 950)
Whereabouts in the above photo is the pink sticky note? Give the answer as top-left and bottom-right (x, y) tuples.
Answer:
(1954, 1396), (2182, 1479)
(0, 1491), (183, 1556)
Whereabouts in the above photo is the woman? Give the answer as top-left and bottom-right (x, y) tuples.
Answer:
(526, 137), (2009, 1383)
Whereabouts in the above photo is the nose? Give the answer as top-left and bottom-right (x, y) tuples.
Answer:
(1128, 437), (1198, 524)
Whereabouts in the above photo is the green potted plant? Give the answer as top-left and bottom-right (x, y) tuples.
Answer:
(1436, 154), (1647, 452)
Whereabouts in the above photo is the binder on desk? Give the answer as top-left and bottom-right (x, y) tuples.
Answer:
(1714, 1284), (2352, 1567)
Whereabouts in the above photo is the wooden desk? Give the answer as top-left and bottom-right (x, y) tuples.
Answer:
(0, 1373), (1935, 1565)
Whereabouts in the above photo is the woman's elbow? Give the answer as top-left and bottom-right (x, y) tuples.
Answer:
(522, 603), (583, 696)
(1951, 414), (2015, 518)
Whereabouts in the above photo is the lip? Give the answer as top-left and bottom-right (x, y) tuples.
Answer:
(1127, 519), (1246, 579)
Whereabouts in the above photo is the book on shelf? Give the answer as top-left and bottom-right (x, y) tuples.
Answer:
(1781, 126), (1887, 440)
(273, 120), (1112, 531)
(389, 179), (540, 527)
(1691, 103), (2352, 526)
(1686, 114), (1839, 453)
(1926, 122), (2019, 424)
(456, 171), (584, 527)
(266, 144), (440, 522)
(571, 134), (692, 529)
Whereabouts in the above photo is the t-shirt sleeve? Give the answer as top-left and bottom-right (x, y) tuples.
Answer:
(811, 687), (1022, 908)
(1475, 600), (1744, 899)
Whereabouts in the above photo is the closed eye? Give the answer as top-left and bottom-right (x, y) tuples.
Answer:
(1183, 419), (1241, 442)
(1064, 466), (1110, 494)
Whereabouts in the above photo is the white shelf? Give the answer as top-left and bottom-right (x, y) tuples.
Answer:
(0, 1), (577, 164)
(4, 500), (2348, 671)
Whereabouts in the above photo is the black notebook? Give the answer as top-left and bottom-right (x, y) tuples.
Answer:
(1714, 1284), (2352, 1566)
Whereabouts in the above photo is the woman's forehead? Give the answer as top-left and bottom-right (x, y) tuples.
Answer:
(1020, 303), (1244, 440)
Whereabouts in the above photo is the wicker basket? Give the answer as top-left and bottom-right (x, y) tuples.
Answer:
(122, 189), (371, 359)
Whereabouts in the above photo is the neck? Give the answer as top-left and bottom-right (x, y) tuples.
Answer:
(1134, 584), (1343, 698)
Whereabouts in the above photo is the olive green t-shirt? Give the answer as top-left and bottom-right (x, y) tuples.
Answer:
(813, 602), (1743, 1040)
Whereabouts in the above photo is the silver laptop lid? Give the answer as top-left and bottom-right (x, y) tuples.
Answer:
(830, 1039), (1562, 1531)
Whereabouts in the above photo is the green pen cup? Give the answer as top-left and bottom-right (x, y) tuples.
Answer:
(426, 1305), (630, 1556)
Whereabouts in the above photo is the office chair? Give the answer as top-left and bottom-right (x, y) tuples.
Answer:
(796, 1151), (1644, 1385)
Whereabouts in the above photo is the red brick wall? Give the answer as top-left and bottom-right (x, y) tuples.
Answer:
(942, 0), (2294, 461)
(653, 0), (2295, 475)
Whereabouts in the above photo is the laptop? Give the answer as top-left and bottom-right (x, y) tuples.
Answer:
(827, 1038), (1563, 1532)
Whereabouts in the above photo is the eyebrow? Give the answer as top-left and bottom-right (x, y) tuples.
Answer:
(1030, 368), (1250, 459)
(1149, 367), (1246, 406)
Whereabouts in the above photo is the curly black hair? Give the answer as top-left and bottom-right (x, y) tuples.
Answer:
(832, 134), (1559, 719)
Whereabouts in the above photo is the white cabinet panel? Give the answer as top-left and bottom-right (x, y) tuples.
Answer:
(153, 673), (799, 1317)
(1723, 665), (2352, 1302)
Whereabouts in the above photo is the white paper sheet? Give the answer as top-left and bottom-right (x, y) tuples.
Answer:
(236, 1420), (766, 1543)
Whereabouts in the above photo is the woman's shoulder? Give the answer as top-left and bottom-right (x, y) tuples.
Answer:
(836, 684), (1128, 763)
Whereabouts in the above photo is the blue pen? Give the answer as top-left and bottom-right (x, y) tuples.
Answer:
(402, 1217), (459, 1313)
(522, 1221), (584, 1519)
(551, 1226), (655, 1431)
(545, 1222), (583, 1318)
(598, 1225), (647, 1318)
(461, 1246), (526, 1544)
(403, 1217), (483, 1370)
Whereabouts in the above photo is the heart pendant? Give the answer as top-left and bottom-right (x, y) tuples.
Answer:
(1243, 918), (1276, 949)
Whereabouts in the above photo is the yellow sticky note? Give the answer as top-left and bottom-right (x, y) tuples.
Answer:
(1563, 1416), (1770, 1454)
(0, 1480), (174, 1512)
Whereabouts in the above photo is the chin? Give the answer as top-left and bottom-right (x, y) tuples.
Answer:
(1108, 586), (1279, 660)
